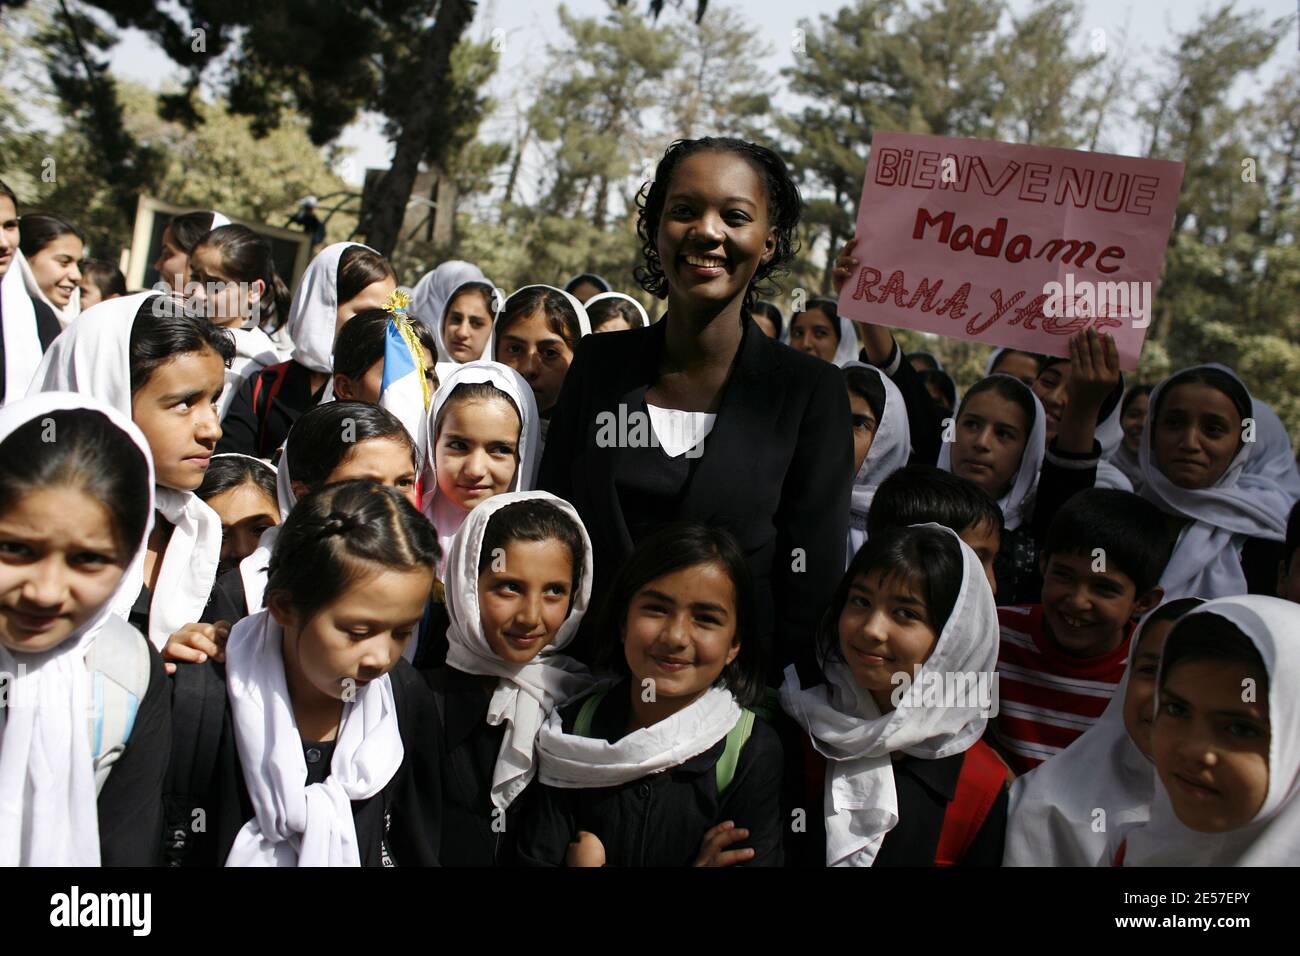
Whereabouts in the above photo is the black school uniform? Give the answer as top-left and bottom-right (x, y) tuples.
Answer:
(165, 657), (443, 866)
(516, 680), (785, 867)
(201, 568), (250, 624)
(0, 293), (61, 403)
(787, 736), (1008, 867)
(216, 360), (326, 459)
(422, 666), (534, 866)
(97, 630), (171, 865)
(862, 339), (944, 466)
(538, 316), (852, 679)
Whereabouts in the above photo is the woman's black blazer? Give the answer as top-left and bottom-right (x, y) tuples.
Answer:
(538, 315), (852, 678)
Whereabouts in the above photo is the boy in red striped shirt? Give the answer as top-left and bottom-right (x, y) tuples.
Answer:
(990, 489), (1171, 774)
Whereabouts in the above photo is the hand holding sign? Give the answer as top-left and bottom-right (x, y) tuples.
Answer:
(837, 133), (1184, 370)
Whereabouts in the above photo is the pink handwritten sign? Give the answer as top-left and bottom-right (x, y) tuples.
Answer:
(837, 132), (1184, 370)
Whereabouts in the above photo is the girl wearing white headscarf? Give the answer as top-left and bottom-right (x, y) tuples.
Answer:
(780, 524), (1005, 867)
(411, 261), (493, 381)
(784, 299), (860, 368)
(1003, 598), (1204, 866)
(842, 361), (911, 565)
(584, 291), (650, 332)
(428, 490), (596, 865)
(200, 480), (442, 867)
(1138, 364), (1291, 600)
(1114, 595), (1300, 866)
(28, 291), (226, 653)
(16, 213), (83, 327)
(216, 241), (396, 459)
(422, 361), (541, 577)
(493, 285), (591, 446)
(0, 392), (168, 866)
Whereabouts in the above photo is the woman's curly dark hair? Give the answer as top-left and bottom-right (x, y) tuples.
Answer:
(634, 137), (801, 316)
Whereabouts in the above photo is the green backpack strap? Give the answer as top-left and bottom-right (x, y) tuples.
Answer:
(84, 620), (152, 796)
(715, 708), (756, 794)
(573, 686), (611, 738)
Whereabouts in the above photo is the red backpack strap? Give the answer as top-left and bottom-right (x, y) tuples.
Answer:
(934, 741), (1008, 866)
(252, 362), (292, 458)
(1112, 838), (1127, 867)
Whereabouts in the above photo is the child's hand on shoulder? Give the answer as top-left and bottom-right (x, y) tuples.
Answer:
(694, 820), (755, 867)
(162, 621), (232, 675)
(565, 830), (606, 867)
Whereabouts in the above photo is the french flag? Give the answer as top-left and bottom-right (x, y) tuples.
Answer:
(379, 317), (430, 463)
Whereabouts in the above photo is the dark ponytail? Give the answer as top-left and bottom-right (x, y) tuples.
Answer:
(193, 225), (292, 332)
(266, 479), (438, 619)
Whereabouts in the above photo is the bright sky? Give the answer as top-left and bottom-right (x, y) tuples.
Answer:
(103, 0), (1299, 185)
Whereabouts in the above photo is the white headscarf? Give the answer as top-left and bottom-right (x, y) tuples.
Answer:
(0, 392), (155, 866)
(938, 375), (1047, 533)
(220, 326), (281, 420)
(237, 435), (299, 616)
(442, 491), (596, 809)
(428, 276), (498, 391)
(1246, 400), (1300, 503)
(844, 362), (911, 563)
(28, 291), (223, 650)
(495, 284), (593, 345)
(224, 610), (404, 867)
(583, 291), (650, 329)
(779, 524), (1000, 867)
(17, 246), (79, 327)
(1119, 595), (1300, 866)
(1, 251), (43, 405)
(286, 242), (378, 374)
(1138, 365), (1290, 601)
(1003, 600), (1203, 867)
(410, 260), (488, 371)
(536, 682), (742, 789)
(421, 361), (541, 577)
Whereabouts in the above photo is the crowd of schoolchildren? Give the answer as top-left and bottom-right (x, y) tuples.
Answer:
(1, 134), (1298, 869)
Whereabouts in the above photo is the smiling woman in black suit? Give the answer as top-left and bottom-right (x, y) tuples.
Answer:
(538, 137), (852, 678)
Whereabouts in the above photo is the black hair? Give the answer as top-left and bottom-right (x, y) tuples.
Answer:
(442, 281), (497, 327)
(1162, 612), (1269, 698)
(1284, 499), (1300, 570)
(284, 401), (417, 491)
(196, 454), (278, 506)
(635, 137), (801, 316)
(957, 374), (1037, 435)
(192, 224), (292, 332)
(843, 365), (887, 423)
(496, 287), (582, 349)
(0, 408), (151, 558)
(80, 259), (127, 299)
(564, 274), (610, 296)
(586, 296), (645, 332)
(18, 213), (85, 258)
(167, 211), (221, 255)
(332, 308), (439, 381)
(479, 499), (587, 598)
(752, 300), (783, 338)
(922, 368), (958, 413)
(866, 464), (1004, 541)
(337, 245), (396, 306)
(1122, 383), (1154, 417)
(1140, 597), (1205, 637)
(818, 525), (964, 673)
(594, 522), (765, 707)
(128, 297), (236, 393)
(908, 351), (942, 371)
(1153, 367), (1252, 424)
(0, 178), (16, 207)
(991, 348), (1045, 377)
(266, 479), (438, 619)
(435, 381), (523, 440)
(1043, 489), (1172, 595)
(794, 298), (841, 341)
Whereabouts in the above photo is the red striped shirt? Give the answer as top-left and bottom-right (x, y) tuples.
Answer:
(992, 605), (1132, 774)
